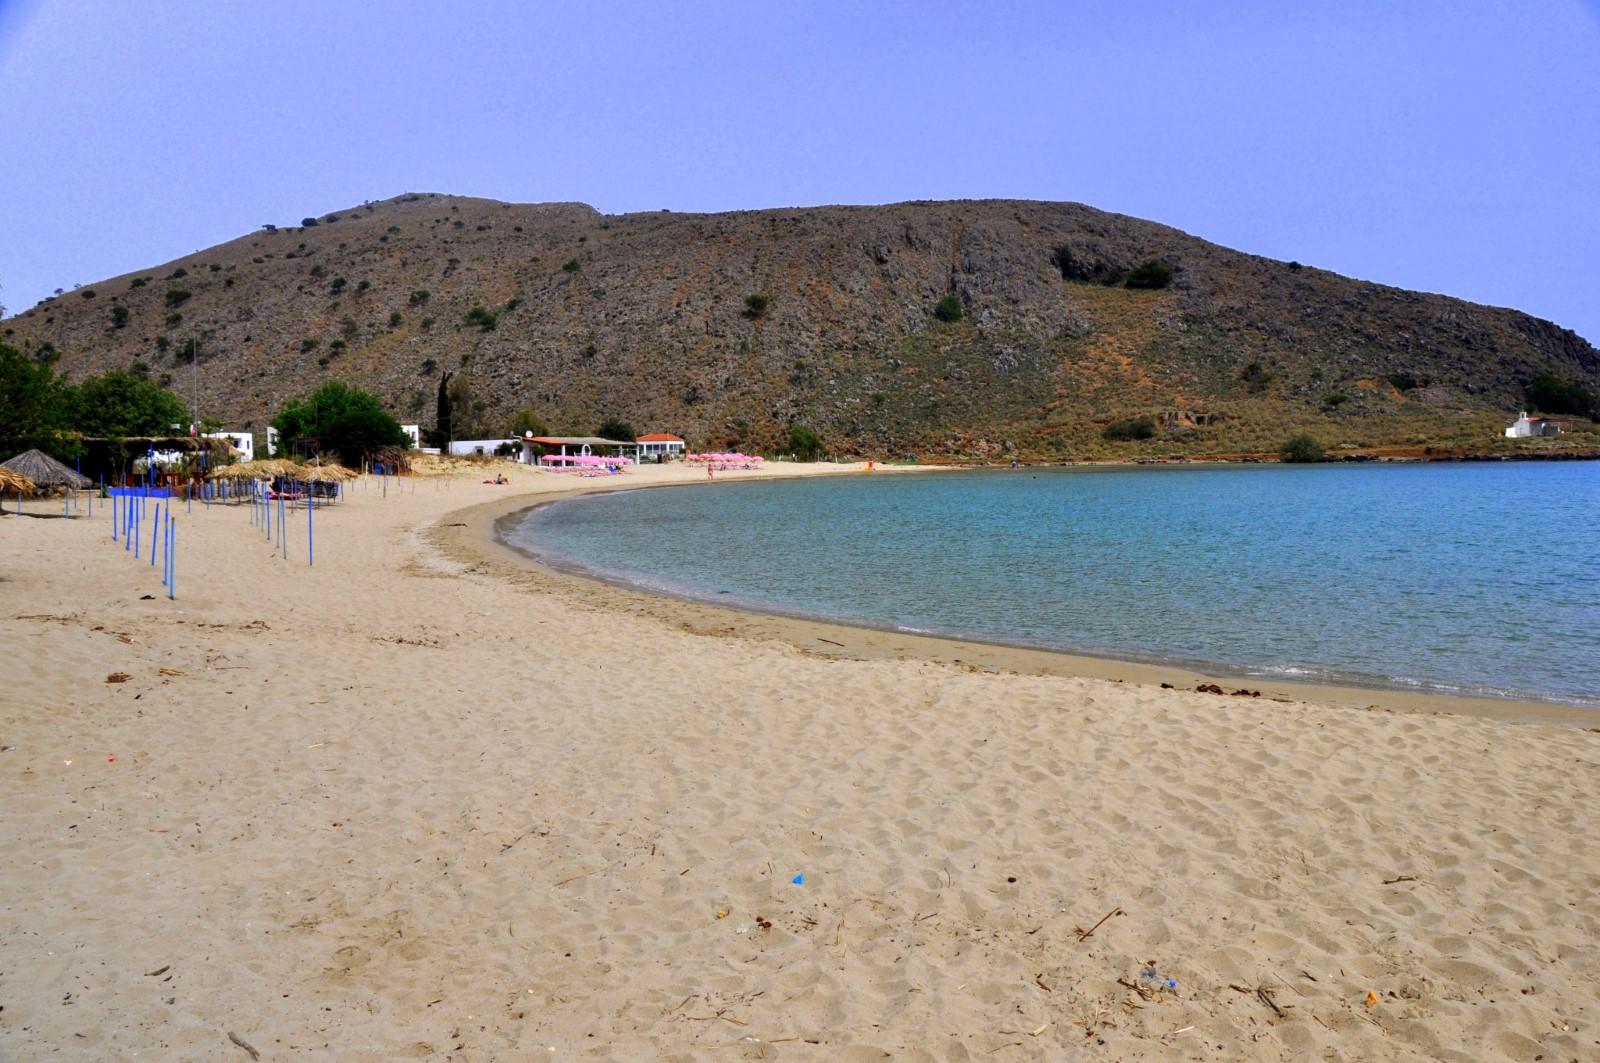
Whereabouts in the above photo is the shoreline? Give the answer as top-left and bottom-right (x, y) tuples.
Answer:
(433, 476), (1599, 729)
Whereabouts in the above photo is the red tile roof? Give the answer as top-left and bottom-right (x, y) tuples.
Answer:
(637, 433), (684, 442)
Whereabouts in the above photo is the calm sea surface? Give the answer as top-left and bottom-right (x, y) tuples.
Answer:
(504, 463), (1600, 706)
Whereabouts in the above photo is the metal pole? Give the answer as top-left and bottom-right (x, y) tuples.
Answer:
(168, 519), (175, 600)
(151, 502), (161, 566)
(112, 492), (118, 541)
(308, 480), (314, 566)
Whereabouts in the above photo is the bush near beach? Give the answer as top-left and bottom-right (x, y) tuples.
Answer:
(1280, 431), (1326, 463)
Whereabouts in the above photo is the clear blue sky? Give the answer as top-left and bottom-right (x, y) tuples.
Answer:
(3, 0), (1597, 342)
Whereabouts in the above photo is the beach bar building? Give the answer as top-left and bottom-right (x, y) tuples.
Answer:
(636, 433), (686, 461)
(520, 435), (641, 466)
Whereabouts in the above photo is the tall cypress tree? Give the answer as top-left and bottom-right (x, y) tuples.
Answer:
(435, 369), (453, 445)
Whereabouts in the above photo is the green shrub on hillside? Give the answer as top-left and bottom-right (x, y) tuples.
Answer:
(1050, 245), (1086, 281)
(465, 307), (498, 332)
(164, 289), (191, 308)
(1050, 245), (1126, 285)
(1240, 360), (1274, 394)
(1102, 415), (1157, 441)
(934, 294), (963, 322)
(787, 424), (824, 460)
(1280, 432), (1325, 462)
(1526, 374), (1597, 417)
(409, 289), (431, 306)
(1124, 261), (1175, 290)
(745, 293), (770, 319)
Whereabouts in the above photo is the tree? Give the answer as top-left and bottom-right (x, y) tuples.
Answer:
(271, 380), (407, 466)
(595, 418), (636, 441)
(431, 370), (453, 446)
(508, 409), (548, 437)
(1280, 432), (1326, 463)
(934, 294), (963, 322)
(64, 370), (188, 437)
(0, 342), (72, 459)
(446, 372), (487, 438)
(787, 424), (823, 461)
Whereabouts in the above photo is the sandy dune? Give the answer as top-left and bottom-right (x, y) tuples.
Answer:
(2, 462), (1597, 1061)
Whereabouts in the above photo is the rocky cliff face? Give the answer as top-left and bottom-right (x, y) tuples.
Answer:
(6, 193), (1596, 456)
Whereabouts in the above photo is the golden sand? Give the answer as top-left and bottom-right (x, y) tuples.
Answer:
(2, 462), (1596, 1061)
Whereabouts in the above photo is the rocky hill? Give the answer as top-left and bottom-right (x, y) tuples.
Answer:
(5, 193), (1597, 458)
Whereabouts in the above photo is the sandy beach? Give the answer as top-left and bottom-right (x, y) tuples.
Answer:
(3, 461), (1597, 1062)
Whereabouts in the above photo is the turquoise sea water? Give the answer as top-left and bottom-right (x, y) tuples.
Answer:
(504, 463), (1600, 706)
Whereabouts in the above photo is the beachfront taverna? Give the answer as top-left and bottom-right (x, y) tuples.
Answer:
(636, 433), (686, 460)
(1504, 412), (1561, 438)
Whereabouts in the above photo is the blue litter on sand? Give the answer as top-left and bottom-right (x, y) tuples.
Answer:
(792, 874), (804, 885)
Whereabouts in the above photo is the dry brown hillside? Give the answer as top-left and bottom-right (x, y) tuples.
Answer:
(5, 193), (1597, 457)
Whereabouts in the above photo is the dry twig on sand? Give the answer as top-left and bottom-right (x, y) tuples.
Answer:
(1256, 986), (1286, 1018)
(1073, 906), (1123, 941)
(227, 1031), (260, 1060)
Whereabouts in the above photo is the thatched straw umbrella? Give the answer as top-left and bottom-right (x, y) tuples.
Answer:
(0, 467), (35, 494)
(208, 459), (293, 480)
(297, 464), (356, 482)
(2, 448), (91, 491)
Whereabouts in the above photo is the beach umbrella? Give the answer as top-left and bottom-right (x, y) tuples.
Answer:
(297, 463), (355, 482)
(0, 467), (35, 493)
(1, 449), (91, 490)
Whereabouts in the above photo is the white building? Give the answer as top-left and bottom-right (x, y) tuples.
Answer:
(448, 438), (520, 457)
(266, 425), (280, 457)
(636, 433), (686, 461)
(1505, 412), (1561, 438)
(205, 431), (253, 462)
(400, 424), (421, 449)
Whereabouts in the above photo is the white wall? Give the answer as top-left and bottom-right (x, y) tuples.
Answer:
(205, 431), (252, 462)
(447, 439), (518, 457)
